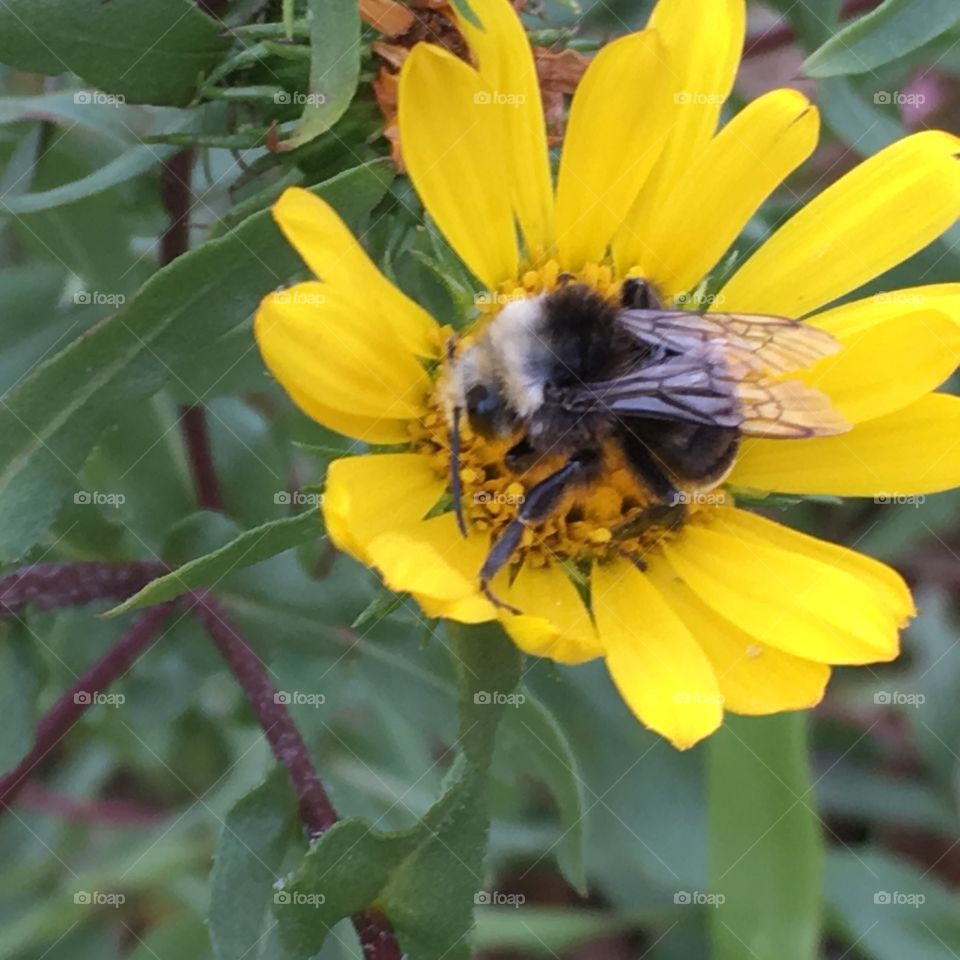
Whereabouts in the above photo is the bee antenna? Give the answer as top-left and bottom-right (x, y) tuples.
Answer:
(450, 404), (467, 538)
(446, 335), (468, 539)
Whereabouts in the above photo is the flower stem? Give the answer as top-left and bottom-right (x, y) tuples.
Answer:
(0, 604), (174, 809)
(188, 591), (403, 959)
(159, 148), (225, 512)
(0, 561), (167, 618)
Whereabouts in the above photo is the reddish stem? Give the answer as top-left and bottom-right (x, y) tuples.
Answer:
(0, 561), (167, 618)
(160, 149), (225, 512)
(17, 783), (166, 827)
(0, 605), (174, 809)
(189, 592), (402, 959)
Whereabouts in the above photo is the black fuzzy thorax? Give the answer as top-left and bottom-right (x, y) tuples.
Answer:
(538, 284), (642, 386)
(524, 284), (646, 455)
(527, 283), (738, 491)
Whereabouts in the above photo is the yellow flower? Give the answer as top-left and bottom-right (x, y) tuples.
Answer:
(255, 0), (960, 749)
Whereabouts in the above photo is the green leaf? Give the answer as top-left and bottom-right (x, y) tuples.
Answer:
(0, 160), (392, 562)
(0, 0), (231, 106)
(128, 913), (210, 960)
(278, 0), (361, 150)
(805, 0), (960, 77)
(708, 713), (822, 960)
(0, 622), (42, 772)
(763, 0), (841, 47)
(104, 511), (322, 617)
(817, 75), (905, 157)
(499, 690), (587, 893)
(826, 847), (960, 958)
(0, 142), (178, 214)
(474, 907), (639, 956)
(900, 591), (960, 788)
(452, 622), (525, 769)
(274, 624), (523, 959)
(209, 768), (298, 960)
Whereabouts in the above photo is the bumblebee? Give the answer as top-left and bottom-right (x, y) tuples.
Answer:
(445, 278), (849, 610)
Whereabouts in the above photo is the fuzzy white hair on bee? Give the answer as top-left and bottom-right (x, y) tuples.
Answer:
(446, 295), (552, 434)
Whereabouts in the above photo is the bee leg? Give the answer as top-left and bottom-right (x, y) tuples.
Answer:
(612, 501), (688, 541)
(619, 436), (681, 504)
(480, 450), (600, 612)
(613, 433), (689, 539)
(504, 436), (539, 473)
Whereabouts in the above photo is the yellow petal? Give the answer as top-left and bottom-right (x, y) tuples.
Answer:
(720, 131), (960, 317)
(706, 508), (914, 625)
(452, 0), (553, 259)
(638, 90), (819, 298)
(731, 393), (960, 497)
(366, 513), (490, 603)
(419, 592), (496, 625)
(809, 284), (960, 339)
(614, 0), (746, 273)
(272, 188), (440, 358)
(323, 453), (446, 562)
(500, 564), (603, 665)
(255, 283), (430, 420)
(650, 567), (830, 716)
(799, 309), (960, 424)
(662, 514), (901, 664)
(284, 382), (411, 445)
(399, 44), (518, 289)
(592, 558), (723, 749)
(554, 30), (675, 270)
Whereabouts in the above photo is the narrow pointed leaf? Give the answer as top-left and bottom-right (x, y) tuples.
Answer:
(708, 713), (822, 960)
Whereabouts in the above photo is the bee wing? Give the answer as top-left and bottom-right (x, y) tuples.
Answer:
(567, 351), (745, 428)
(735, 373), (850, 438)
(618, 308), (841, 375)
(569, 350), (850, 439)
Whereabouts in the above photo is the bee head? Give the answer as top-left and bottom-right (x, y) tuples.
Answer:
(451, 341), (515, 438)
(464, 380), (508, 437)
